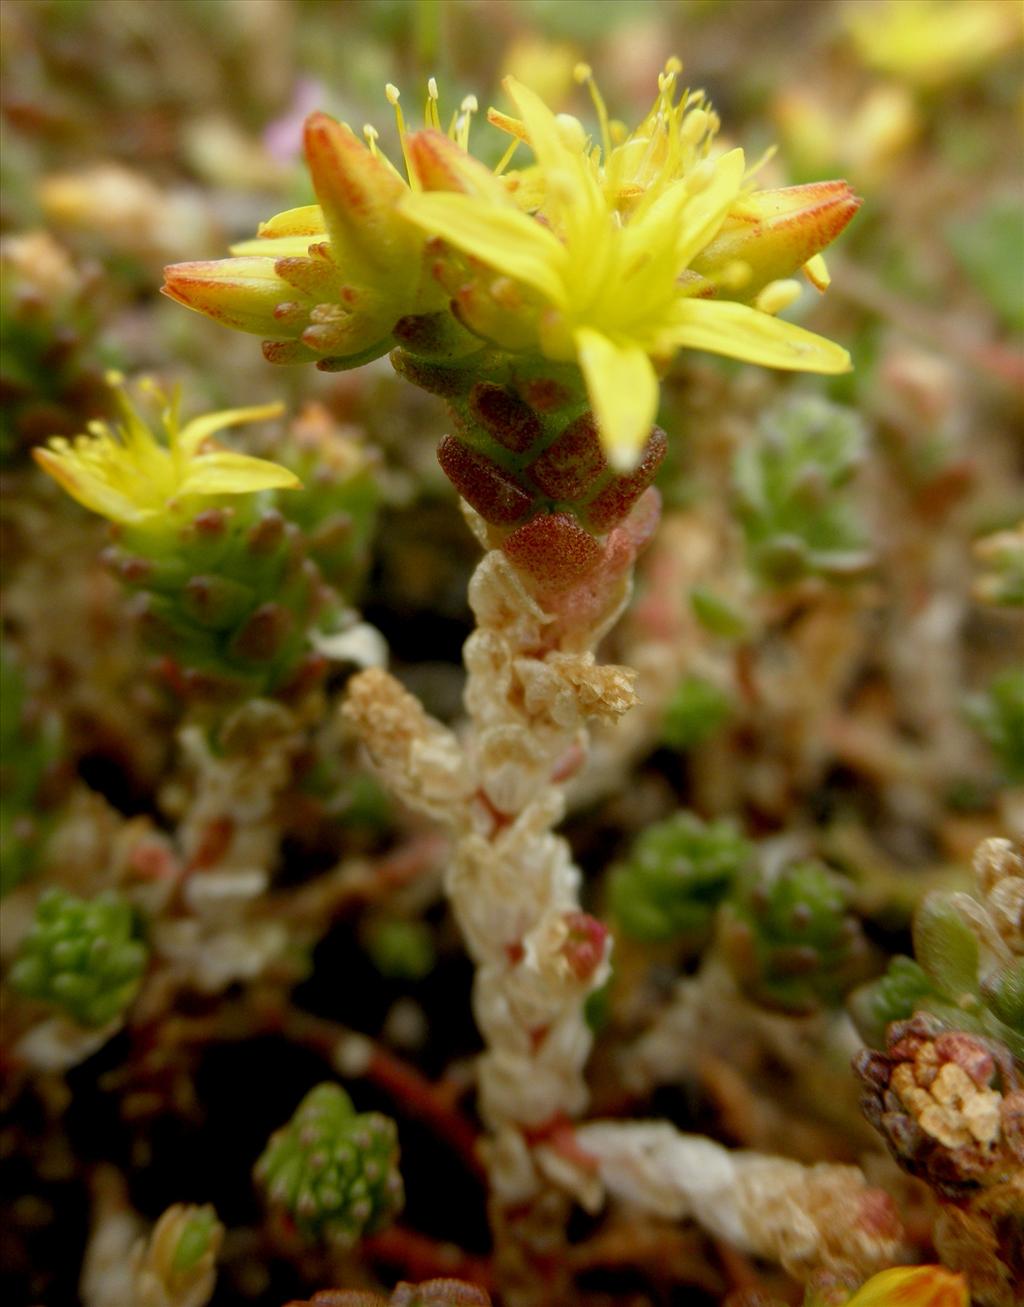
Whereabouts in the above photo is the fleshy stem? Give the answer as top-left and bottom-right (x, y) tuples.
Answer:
(344, 323), (660, 1302)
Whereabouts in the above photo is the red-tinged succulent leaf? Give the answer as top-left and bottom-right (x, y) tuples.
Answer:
(501, 511), (603, 592)
(437, 436), (533, 525)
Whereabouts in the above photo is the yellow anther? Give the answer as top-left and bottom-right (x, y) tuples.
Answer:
(803, 254), (831, 292)
(385, 83), (401, 106)
(574, 61), (612, 160)
(680, 108), (710, 148)
(425, 77), (441, 130)
(755, 278), (803, 315)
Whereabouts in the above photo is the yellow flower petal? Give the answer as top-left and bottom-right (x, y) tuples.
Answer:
(176, 402), (286, 457)
(34, 379), (297, 528)
(257, 205), (326, 238)
(32, 445), (148, 524)
(504, 76), (604, 240)
(672, 147), (746, 269)
(574, 327), (659, 471)
(504, 76), (577, 175)
(666, 298), (851, 373)
(846, 1265), (968, 1307)
(400, 192), (569, 307)
(176, 450), (301, 498)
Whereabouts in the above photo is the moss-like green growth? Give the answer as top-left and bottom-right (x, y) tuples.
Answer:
(11, 887), (148, 1026)
(255, 1083), (403, 1246)
(720, 860), (870, 1013)
(609, 812), (753, 945)
(734, 395), (872, 587)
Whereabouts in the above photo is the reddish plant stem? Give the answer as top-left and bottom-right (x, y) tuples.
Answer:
(363, 1225), (495, 1292)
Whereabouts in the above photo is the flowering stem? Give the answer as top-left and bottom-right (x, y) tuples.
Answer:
(344, 472), (651, 1299)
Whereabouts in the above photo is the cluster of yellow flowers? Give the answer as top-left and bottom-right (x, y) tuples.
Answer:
(162, 63), (859, 469)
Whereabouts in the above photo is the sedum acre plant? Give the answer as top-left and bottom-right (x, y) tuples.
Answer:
(11, 887), (148, 1028)
(33, 374), (350, 700)
(154, 62), (908, 1306)
(256, 1083), (404, 1247)
(17, 19), (1018, 1306)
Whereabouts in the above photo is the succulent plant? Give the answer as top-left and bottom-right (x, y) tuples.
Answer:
(270, 404), (381, 598)
(608, 812), (753, 945)
(256, 1083), (403, 1246)
(733, 395), (872, 587)
(394, 331), (667, 599)
(108, 499), (340, 702)
(720, 859), (870, 1013)
(10, 887), (148, 1027)
(854, 1013), (1023, 1200)
(32, 376), (345, 703)
(849, 838), (1024, 1060)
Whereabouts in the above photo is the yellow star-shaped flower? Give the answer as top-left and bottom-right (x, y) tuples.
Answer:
(402, 74), (854, 468)
(34, 374), (297, 528)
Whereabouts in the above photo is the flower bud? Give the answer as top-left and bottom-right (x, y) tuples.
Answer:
(303, 112), (418, 277)
(688, 180), (861, 303)
(161, 257), (305, 339)
(405, 129), (508, 200)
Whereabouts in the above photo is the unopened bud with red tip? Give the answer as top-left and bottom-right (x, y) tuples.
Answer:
(303, 112), (420, 277)
(161, 257), (306, 340)
(405, 128), (510, 201)
(164, 107), (450, 370)
(687, 180), (861, 304)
